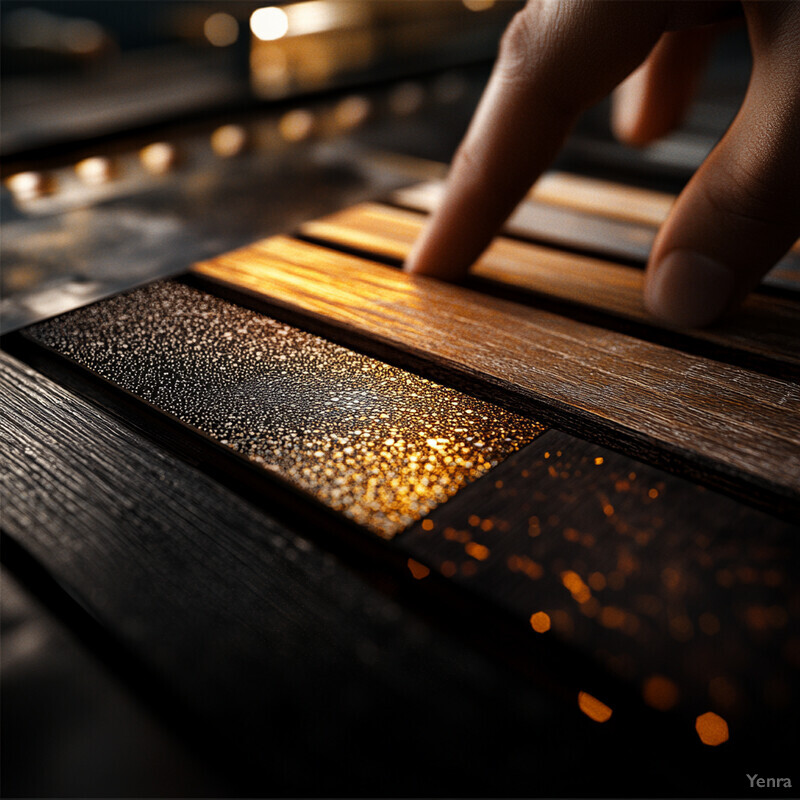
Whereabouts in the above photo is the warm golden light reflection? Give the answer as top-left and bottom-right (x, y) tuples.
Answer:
(285, 1), (343, 36)
(594, 456), (604, 465)
(75, 156), (114, 186)
(463, 0), (495, 9)
(599, 606), (626, 629)
(578, 691), (613, 722)
(5, 171), (52, 201)
(204, 12), (239, 46)
(250, 6), (289, 40)
(211, 125), (248, 157)
(695, 712), (729, 746)
(333, 96), (371, 130)
(30, 278), (544, 539)
(529, 611), (551, 633)
(279, 109), (315, 141)
(642, 675), (679, 711)
(562, 570), (591, 603)
(507, 555), (543, 579)
(139, 142), (178, 175)
(407, 558), (430, 580)
(464, 541), (489, 561)
(588, 572), (606, 591)
(421, 519), (434, 531)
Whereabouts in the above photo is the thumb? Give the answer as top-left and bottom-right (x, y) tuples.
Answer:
(645, 3), (800, 328)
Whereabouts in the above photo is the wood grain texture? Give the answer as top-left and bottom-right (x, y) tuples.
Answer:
(300, 202), (800, 372)
(2, 351), (622, 796)
(530, 171), (800, 259)
(193, 236), (800, 511)
(530, 171), (676, 228)
(5, 351), (783, 794)
(392, 180), (800, 287)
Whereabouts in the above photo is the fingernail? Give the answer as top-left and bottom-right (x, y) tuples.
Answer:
(645, 250), (735, 328)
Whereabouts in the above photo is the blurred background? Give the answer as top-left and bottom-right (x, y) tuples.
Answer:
(1, 2), (753, 796)
(1, 0), (751, 333)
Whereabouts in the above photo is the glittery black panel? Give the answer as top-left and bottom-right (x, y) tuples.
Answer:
(26, 280), (545, 537)
(404, 429), (800, 728)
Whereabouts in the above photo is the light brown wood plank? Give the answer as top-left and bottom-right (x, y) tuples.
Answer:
(392, 180), (800, 286)
(300, 203), (800, 371)
(192, 236), (800, 508)
(531, 172), (800, 259)
(530, 172), (675, 228)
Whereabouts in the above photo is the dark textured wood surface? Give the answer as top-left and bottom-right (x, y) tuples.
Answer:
(5, 351), (666, 797)
(6, 158), (800, 797)
(6, 336), (797, 793)
(299, 202), (800, 374)
(192, 236), (800, 513)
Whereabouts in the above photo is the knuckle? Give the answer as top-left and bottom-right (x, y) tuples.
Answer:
(701, 156), (796, 231)
(497, 8), (538, 82)
(451, 140), (485, 188)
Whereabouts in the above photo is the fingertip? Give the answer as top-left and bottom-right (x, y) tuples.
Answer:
(611, 71), (651, 147)
(644, 250), (736, 328)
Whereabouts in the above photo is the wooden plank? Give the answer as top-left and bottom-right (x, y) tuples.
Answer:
(393, 179), (655, 265)
(531, 172), (800, 259)
(1, 350), (622, 796)
(392, 180), (800, 288)
(193, 236), (800, 510)
(5, 351), (782, 793)
(531, 171), (675, 228)
(299, 203), (800, 372)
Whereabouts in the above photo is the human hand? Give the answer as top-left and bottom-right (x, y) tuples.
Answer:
(404, 1), (800, 328)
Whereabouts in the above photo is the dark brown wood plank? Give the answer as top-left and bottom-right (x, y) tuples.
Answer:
(299, 202), (800, 371)
(193, 236), (800, 511)
(2, 350), (634, 796)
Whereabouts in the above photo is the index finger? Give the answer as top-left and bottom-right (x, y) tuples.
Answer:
(404, 0), (669, 280)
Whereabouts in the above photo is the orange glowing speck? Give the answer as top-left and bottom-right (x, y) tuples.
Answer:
(465, 541), (490, 561)
(529, 611), (551, 633)
(642, 675), (679, 711)
(588, 572), (606, 591)
(578, 691), (613, 722)
(421, 518), (434, 531)
(648, 488), (659, 499)
(599, 606), (626, 629)
(594, 457), (604, 466)
(695, 712), (729, 746)
(407, 558), (430, 579)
